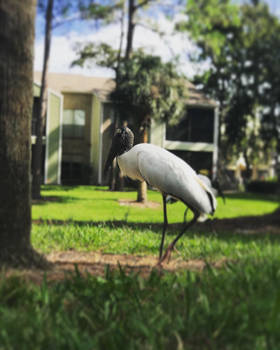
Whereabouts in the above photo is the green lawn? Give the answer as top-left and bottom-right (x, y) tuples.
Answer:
(32, 186), (279, 262)
(1, 185), (279, 349)
(32, 185), (278, 223)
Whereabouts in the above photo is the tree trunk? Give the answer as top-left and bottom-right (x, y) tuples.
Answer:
(0, 0), (48, 267)
(243, 150), (252, 182)
(136, 117), (150, 203)
(276, 138), (280, 184)
(32, 0), (54, 199)
(125, 0), (136, 60)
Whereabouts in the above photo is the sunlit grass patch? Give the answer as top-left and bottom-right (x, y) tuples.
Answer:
(32, 185), (279, 223)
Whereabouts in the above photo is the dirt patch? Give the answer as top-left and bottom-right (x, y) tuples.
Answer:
(3, 208), (280, 284)
(2, 251), (228, 285)
(119, 199), (160, 209)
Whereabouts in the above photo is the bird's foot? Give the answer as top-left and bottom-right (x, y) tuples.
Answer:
(173, 246), (182, 257)
(157, 244), (174, 265)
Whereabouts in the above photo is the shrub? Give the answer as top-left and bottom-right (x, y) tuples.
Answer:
(246, 180), (280, 194)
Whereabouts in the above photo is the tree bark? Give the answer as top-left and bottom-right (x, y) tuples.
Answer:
(32, 0), (54, 199)
(276, 138), (280, 184)
(125, 0), (136, 60)
(0, 0), (48, 267)
(136, 117), (150, 203)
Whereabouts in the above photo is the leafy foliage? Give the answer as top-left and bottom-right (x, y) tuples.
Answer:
(179, 0), (280, 176)
(37, 0), (119, 29)
(110, 50), (188, 126)
(73, 49), (187, 129)
(177, 0), (240, 58)
(72, 0), (188, 128)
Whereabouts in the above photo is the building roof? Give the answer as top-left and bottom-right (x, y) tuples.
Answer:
(185, 80), (217, 108)
(34, 71), (217, 107)
(34, 71), (115, 101)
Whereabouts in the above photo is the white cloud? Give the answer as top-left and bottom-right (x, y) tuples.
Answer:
(34, 14), (201, 79)
(34, 31), (115, 77)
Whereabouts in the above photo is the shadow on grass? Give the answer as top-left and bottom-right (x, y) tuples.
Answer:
(32, 196), (72, 205)
(40, 185), (78, 192)
(225, 192), (280, 202)
(33, 207), (280, 238)
(33, 196), (120, 206)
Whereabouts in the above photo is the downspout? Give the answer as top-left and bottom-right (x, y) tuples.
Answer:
(98, 103), (104, 185)
(57, 94), (64, 184)
(212, 106), (219, 180)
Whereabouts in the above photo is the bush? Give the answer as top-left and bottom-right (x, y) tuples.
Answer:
(246, 180), (280, 194)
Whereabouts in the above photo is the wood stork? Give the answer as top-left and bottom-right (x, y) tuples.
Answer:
(104, 127), (217, 264)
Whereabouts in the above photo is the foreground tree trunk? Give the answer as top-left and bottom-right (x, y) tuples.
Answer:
(0, 0), (48, 267)
(32, 0), (54, 199)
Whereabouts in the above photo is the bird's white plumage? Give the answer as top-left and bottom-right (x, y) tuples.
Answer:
(117, 143), (217, 216)
(197, 174), (218, 197)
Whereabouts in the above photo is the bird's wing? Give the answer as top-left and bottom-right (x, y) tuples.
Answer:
(197, 174), (212, 188)
(136, 144), (216, 214)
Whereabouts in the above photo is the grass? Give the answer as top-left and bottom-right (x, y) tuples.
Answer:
(32, 185), (279, 223)
(31, 185), (279, 262)
(32, 222), (280, 263)
(1, 185), (279, 349)
(1, 261), (280, 349)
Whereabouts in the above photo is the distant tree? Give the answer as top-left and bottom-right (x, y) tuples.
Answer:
(257, 15), (280, 182)
(179, 0), (280, 180)
(32, 0), (117, 199)
(112, 51), (187, 201)
(0, 0), (46, 267)
(73, 0), (187, 202)
(32, 0), (54, 199)
(177, 0), (241, 157)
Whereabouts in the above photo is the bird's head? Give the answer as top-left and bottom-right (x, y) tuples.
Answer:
(104, 127), (134, 176)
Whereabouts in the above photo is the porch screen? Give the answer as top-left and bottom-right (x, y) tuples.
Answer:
(166, 107), (214, 143)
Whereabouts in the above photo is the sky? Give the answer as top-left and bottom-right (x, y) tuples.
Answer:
(34, 6), (198, 79)
(34, 0), (279, 80)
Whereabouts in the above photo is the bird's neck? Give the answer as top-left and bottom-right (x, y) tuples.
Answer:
(116, 140), (133, 157)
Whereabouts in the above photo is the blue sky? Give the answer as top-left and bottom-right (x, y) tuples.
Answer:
(34, 0), (280, 79)
(34, 2), (196, 78)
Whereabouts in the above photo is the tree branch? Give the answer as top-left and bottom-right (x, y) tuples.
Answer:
(135, 0), (156, 11)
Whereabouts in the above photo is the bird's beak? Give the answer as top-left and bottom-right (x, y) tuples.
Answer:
(104, 144), (117, 177)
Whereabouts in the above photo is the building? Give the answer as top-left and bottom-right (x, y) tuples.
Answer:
(33, 72), (218, 185)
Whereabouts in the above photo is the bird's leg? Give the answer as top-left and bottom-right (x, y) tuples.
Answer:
(183, 207), (189, 223)
(159, 194), (168, 259)
(159, 213), (199, 264)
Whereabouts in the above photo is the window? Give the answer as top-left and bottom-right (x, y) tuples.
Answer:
(63, 109), (85, 138)
(166, 107), (214, 143)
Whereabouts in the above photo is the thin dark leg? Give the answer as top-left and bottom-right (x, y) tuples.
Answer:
(159, 194), (168, 258)
(183, 207), (189, 223)
(159, 212), (199, 264)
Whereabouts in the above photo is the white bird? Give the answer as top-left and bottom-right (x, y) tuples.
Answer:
(104, 127), (217, 264)
(166, 174), (224, 223)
